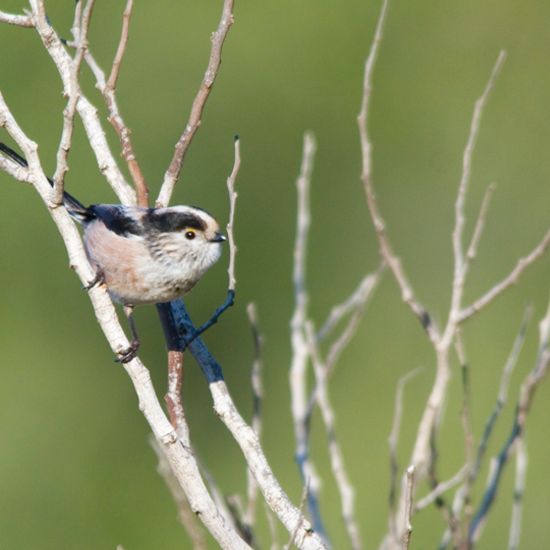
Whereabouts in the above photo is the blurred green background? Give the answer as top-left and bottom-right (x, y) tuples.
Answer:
(0, 0), (549, 548)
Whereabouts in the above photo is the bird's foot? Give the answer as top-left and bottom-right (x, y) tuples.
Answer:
(115, 339), (140, 364)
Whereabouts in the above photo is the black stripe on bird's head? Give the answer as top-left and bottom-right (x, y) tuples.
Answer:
(144, 208), (208, 234)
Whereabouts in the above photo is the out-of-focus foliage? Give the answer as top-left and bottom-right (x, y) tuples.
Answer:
(0, 1), (549, 548)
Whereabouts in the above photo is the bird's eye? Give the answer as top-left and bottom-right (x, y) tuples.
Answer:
(185, 230), (196, 240)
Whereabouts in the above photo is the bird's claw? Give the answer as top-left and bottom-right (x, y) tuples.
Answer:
(84, 270), (105, 291)
(115, 339), (140, 364)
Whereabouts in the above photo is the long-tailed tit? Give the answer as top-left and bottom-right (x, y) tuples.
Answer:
(0, 143), (225, 361)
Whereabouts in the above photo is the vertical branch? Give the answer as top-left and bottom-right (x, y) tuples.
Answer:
(466, 183), (496, 261)
(403, 466), (415, 550)
(226, 137), (241, 290)
(52, 0), (95, 204)
(289, 132), (326, 536)
(81, 0), (149, 206)
(469, 299), (550, 544)
(388, 368), (422, 530)
(508, 438), (527, 550)
(244, 302), (265, 532)
(157, 0), (236, 207)
(358, 0), (439, 344)
(442, 51), (506, 348)
(305, 323), (362, 550)
(29, 0), (136, 205)
(455, 331), (474, 487)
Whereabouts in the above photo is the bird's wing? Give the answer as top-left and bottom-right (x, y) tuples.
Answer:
(88, 205), (144, 238)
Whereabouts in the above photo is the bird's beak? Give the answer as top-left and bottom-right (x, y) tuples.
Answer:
(210, 232), (226, 243)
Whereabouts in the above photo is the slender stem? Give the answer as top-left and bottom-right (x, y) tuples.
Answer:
(157, 0), (236, 207)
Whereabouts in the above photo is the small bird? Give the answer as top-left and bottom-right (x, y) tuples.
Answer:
(0, 142), (226, 361)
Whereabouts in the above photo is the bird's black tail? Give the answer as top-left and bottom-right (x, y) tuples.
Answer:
(0, 142), (93, 223)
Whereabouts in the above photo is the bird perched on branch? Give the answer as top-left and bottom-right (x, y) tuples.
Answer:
(0, 142), (226, 362)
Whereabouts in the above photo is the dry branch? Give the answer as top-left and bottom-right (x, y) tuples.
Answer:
(157, 0), (236, 207)
(0, 11), (33, 27)
(289, 132), (326, 537)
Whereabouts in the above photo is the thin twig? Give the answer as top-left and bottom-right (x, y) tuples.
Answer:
(244, 303), (264, 533)
(79, 0), (149, 206)
(325, 268), (382, 375)
(157, 0), (236, 207)
(289, 133), (326, 538)
(106, 0), (134, 92)
(402, 466), (415, 550)
(455, 330), (474, 487)
(226, 137), (240, 290)
(284, 482), (310, 550)
(508, 438), (527, 550)
(317, 268), (383, 341)
(414, 466), (468, 511)
(358, 0), (439, 345)
(29, 0), (136, 205)
(388, 368), (422, 522)
(469, 299), (550, 544)
(466, 183), (496, 261)
(306, 323), (362, 550)
(472, 307), (532, 482)
(52, 0), (95, 205)
(445, 308), (532, 547)
(442, 51), (506, 348)
(459, 229), (550, 322)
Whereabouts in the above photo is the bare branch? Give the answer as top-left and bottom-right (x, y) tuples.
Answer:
(52, 0), (95, 205)
(76, 1), (149, 206)
(244, 303), (264, 532)
(466, 183), (496, 261)
(358, 0), (439, 345)
(459, 229), (550, 322)
(106, 0), (134, 92)
(210, 381), (327, 550)
(284, 482), (310, 550)
(414, 466), (468, 512)
(0, 11), (33, 27)
(388, 368), (422, 521)
(226, 137), (240, 290)
(288, 132), (326, 537)
(165, 350), (187, 437)
(29, 0), (136, 205)
(455, 330), (474, 484)
(317, 268), (382, 341)
(442, 51), (506, 348)
(325, 269), (381, 375)
(306, 323), (362, 550)
(0, 154), (32, 183)
(403, 466), (415, 550)
(157, 0), (236, 207)
(105, 0), (149, 207)
(508, 438), (527, 550)
(469, 299), (550, 544)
